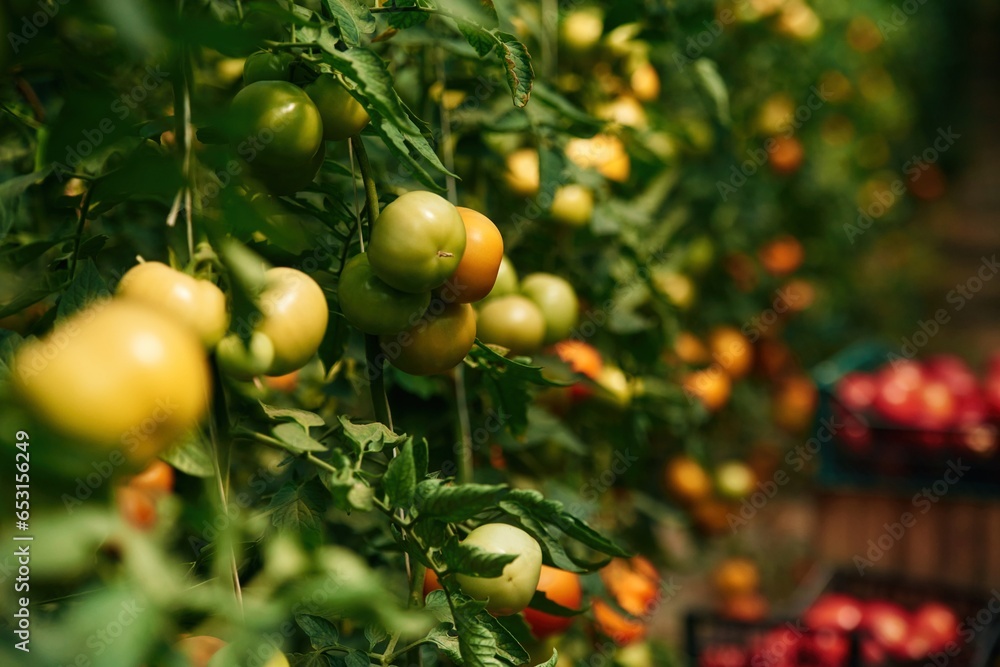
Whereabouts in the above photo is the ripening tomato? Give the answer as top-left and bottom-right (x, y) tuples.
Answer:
(550, 184), (594, 227)
(129, 460), (175, 495)
(630, 61), (661, 101)
(476, 295), (546, 355)
(682, 368), (732, 411)
(175, 636), (228, 667)
(663, 456), (712, 505)
(454, 524), (543, 615)
(520, 273), (579, 344)
(486, 255), (519, 300)
(445, 207), (504, 303)
(116, 261), (229, 347)
(504, 148), (540, 197)
(216, 332), (276, 380)
(560, 7), (603, 52)
(592, 599), (646, 646)
(708, 326), (753, 379)
(554, 340), (603, 379)
(229, 81), (324, 173)
(257, 267), (329, 375)
(381, 301), (476, 376)
(672, 331), (710, 365)
(14, 300), (211, 467)
(757, 235), (804, 276)
(601, 557), (660, 619)
(243, 51), (295, 84)
(305, 74), (370, 141)
(338, 253), (431, 335)
(523, 566), (583, 639)
(714, 461), (758, 500)
(208, 644), (289, 667)
(712, 557), (760, 597)
(368, 191), (467, 293)
(117, 485), (157, 531)
(565, 134), (630, 182)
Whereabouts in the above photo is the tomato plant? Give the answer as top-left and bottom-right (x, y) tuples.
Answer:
(476, 295), (546, 355)
(256, 267), (329, 375)
(380, 301), (476, 376)
(338, 252), (430, 335)
(523, 566), (583, 639)
(446, 207), (504, 303)
(305, 74), (371, 141)
(243, 51), (295, 84)
(520, 273), (579, 345)
(453, 524), (543, 616)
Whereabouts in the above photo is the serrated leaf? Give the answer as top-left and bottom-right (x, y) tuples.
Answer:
(441, 538), (517, 577)
(338, 415), (404, 453)
(273, 422), (329, 453)
(295, 614), (341, 651)
(366, 117), (444, 190)
(693, 58), (730, 125)
(452, 595), (504, 667)
(344, 650), (369, 667)
(457, 20), (495, 56)
(322, 0), (376, 46)
(496, 499), (582, 573)
(269, 480), (325, 535)
(260, 401), (326, 428)
(56, 260), (109, 321)
(384, 438), (416, 508)
(496, 33), (533, 108)
(414, 480), (508, 522)
(387, 0), (429, 29)
(364, 624), (388, 650)
(505, 489), (630, 558)
(160, 431), (215, 478)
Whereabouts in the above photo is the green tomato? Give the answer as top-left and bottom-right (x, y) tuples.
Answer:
(550, 184), (594, 227)
(368, 191), (466, 294)
(305, 75), (371, 141)
(243, 51), (295, 84)
(486, 255), (519, 300)
(476, 295), (545, 355)
(521, 273), (579, 344)
(380, 302), (476, 376)
(454, 524), (542, 616)
(229, 81), (324, 173)
(256, 267), (329, 375)
(216, 332), (275, 381)
(338, 253), (430, 335)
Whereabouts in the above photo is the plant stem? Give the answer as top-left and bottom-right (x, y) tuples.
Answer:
(68, 186), (93, 281)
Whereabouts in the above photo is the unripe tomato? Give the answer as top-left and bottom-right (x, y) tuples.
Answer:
(368, 191), (467, 294)
(715, 461), (757, 500)
(504, 148), (540, 197)
(486, 255), (519, 300)
(129, 460), (175, 495)
(550, 185), (594, 227)
(708, 326), (753, 379)
(209, 644), (289, 667)
(560, 7), (603, 52)
(523, 566), (583, 639)
(476, 295), (546, 355)
(243, 51), (295, 84)
(116, 261), (229, 347)
(216, 332), (276, 380)
(630, 61), (661, 102)
(338, 253), (430, 335)
(454, 524), (542, 616)
(520, 273), (579, 344)
(251, 140), (326, 196)
(13, 301), (211, 466)
(565, 134), (630, 183)
(229, 81), (324, 172)
(446, 208), (504, 303)
(380, 302), (476, 376)
(305, 74), (371, 141)
(257, 267), (329, 375)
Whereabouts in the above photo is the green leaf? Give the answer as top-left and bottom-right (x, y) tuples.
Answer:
(496, 498), (583, 573)
(457, 20), (495, 56)
(441, 537), (517, 577)
(505, 489), (630, 558)
(496, 33), (533, 108)
(537, 145), (564, 213)
(527, 590), (584, 617)
(344, 650), (369, 667)
(366, 117), (444, 190)
(260, 401), (326, 428)
(322, 0), (376, 46)
(0, 166), (53, 243)
(413, 437), (429, 480)
(451, 595), (505, 667)
(414, 480), (508, 522)
(160, 431), (215, 478)
(363, 624), (388, 650)
(0, 331), (24, 382)
(273, 422), (329, 454)
(531, 83), (602, 128)
(74, 234), (109, 260)
(56, 259), (109, 321)
(268, 480), (324, 537)
(533, 650), (559, 667)
(295, 614), (341, 651)
(466, 341), (564, 435)
(387, 0), (429, 29)
(693, 58), (731, 125)
(338, 415), (404, 453)
(384, 438), (417, 508)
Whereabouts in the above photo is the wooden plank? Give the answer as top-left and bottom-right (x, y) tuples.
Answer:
(901, 489), (940, 581)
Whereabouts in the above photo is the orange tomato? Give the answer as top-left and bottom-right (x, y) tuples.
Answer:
(264, 370), (300, 393)
(713, 557), (760, 597)
(757, 235), (804, 276)
(175, 636), (227, 667)
(523, 566), (583, 639)
(672, 332), (710, 365)
(601, 556), (660, 618)
(769, 136), (804, 174)
(663, 456), (712, 505)
(720, 592), (770, 622)
(772, 375), (818, 433)
(424, 567), (443, 596)
(129, 460), (175, 495)
(554, 340), (603, 379)
(446, 208), (504, 303)
(592, 599), (646, 646)
(117, 485), (157, 531)
(708, 327), (753, 379)
(682, 369), (732, 411)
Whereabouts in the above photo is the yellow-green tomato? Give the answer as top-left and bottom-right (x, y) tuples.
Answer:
(486, 255), (519, 300)
(116, 261), (229, 348)
(215, 332), (275, 380)
(521, 273), (579, 344)
(257, 267), (329, 375)
(454, 524), (543, 616)
(380, 302), (476, 376)
(338, 253), (430, 335)
(229, 81), (324, 173)
(368, 191), (467, 294)
(550, 184), (594, 227)
(13, 300), (211, 466)
(305, 74), (371, 141)
(476, 295), (545, 355)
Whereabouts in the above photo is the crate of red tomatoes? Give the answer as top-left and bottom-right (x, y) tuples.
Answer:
(813, 343), (1000, 490)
